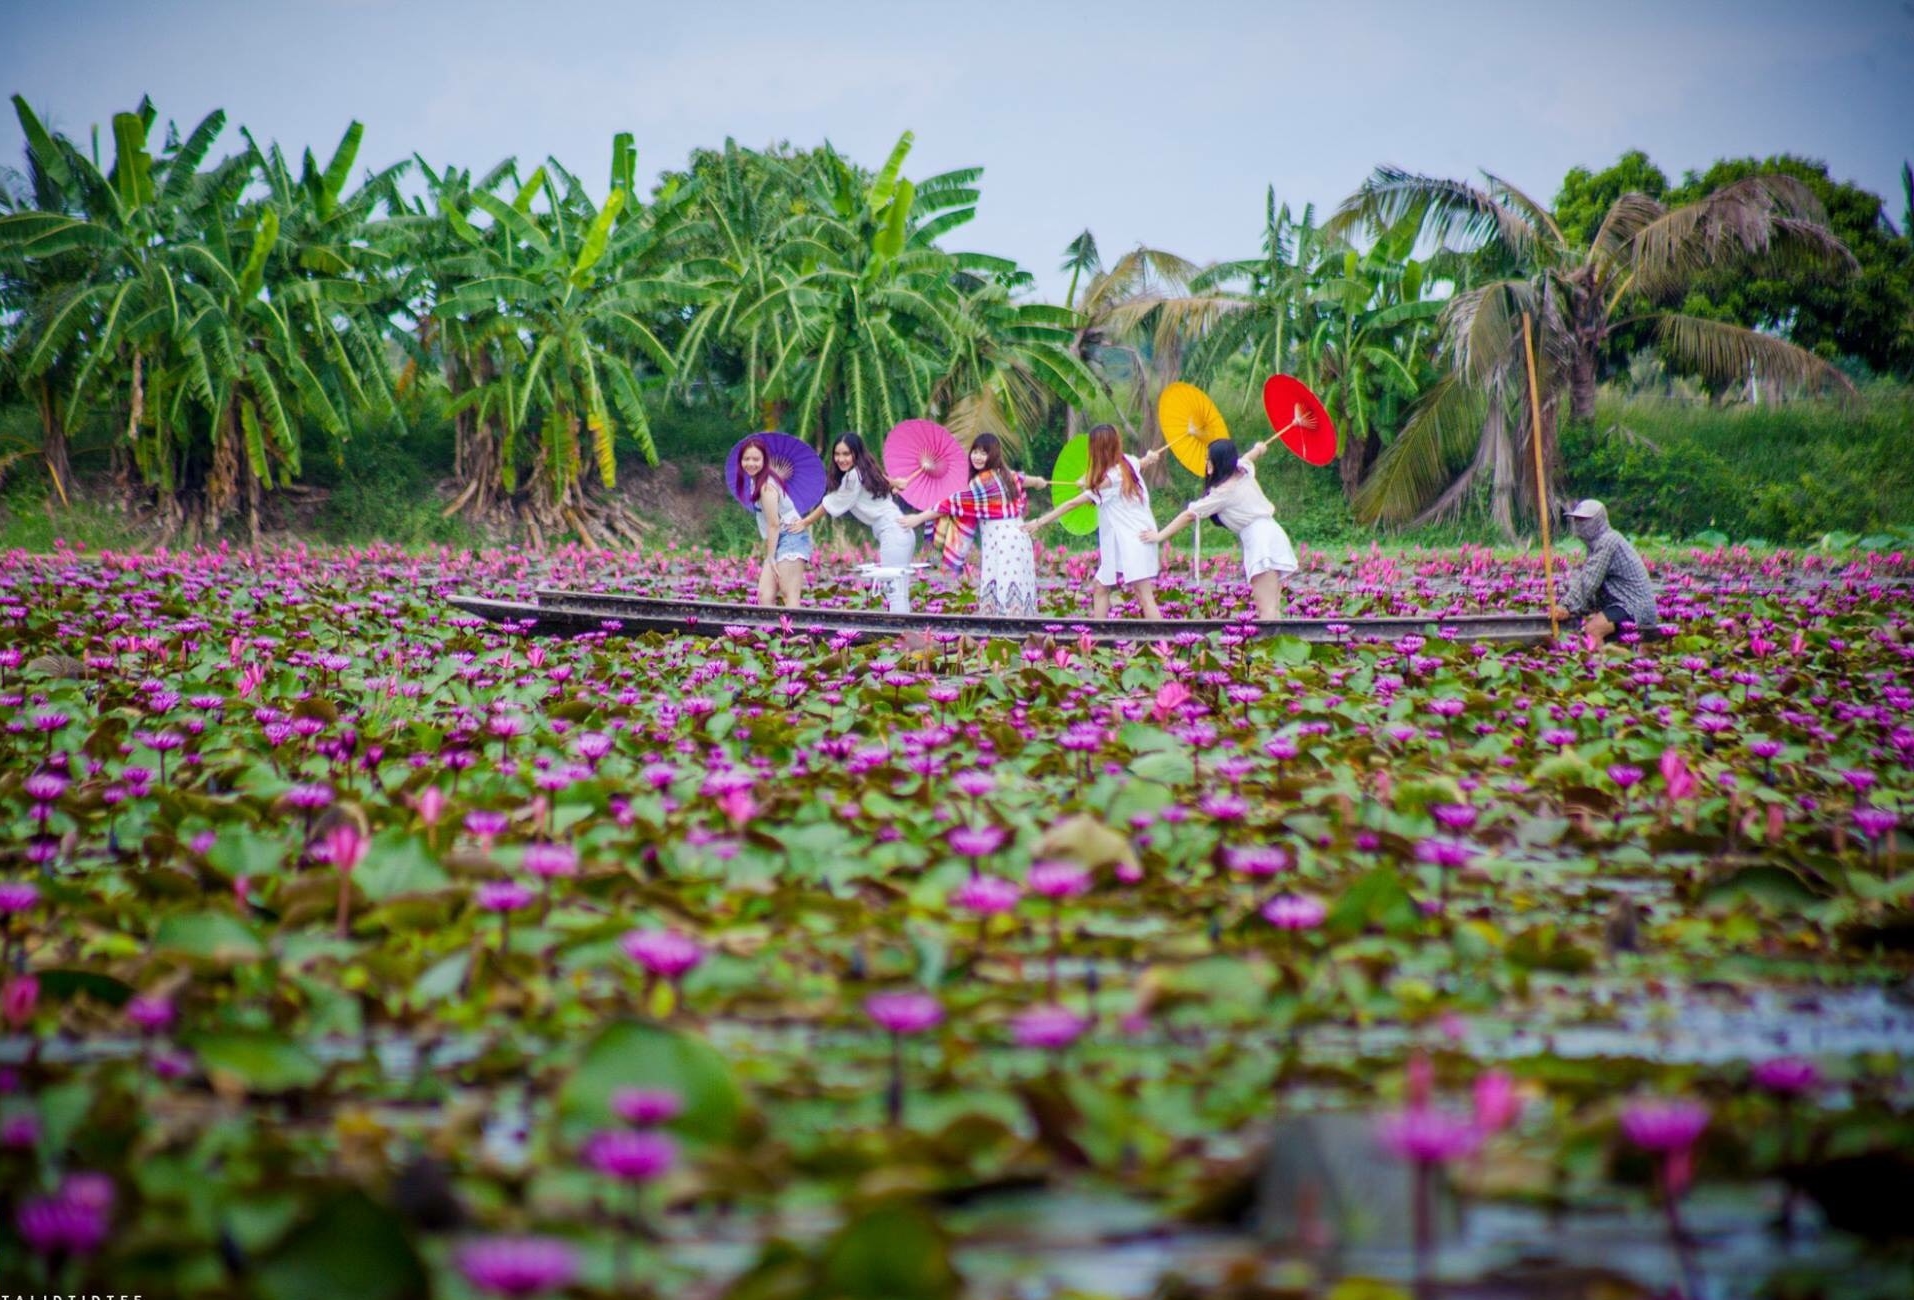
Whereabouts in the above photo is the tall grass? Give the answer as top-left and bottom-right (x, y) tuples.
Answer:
(1565, 384), (1914, 543)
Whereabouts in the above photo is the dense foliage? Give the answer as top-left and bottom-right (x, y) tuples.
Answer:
(2, 100), (1908, 550)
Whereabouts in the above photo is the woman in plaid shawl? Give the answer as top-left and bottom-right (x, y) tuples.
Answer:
(899, 433), (1047, 616)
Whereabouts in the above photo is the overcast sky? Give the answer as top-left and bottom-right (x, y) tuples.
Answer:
(5, 0), (1910, 298)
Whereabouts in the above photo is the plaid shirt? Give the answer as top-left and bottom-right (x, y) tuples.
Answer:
(1563, 528), (1658, 628)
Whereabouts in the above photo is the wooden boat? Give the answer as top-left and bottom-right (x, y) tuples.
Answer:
(445, 588), (1558, 645)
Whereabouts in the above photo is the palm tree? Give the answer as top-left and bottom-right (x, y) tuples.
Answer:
(934, 266), (1099, 451)
(1059, 229), (1099, 311)
(1062, 243), (1233, 444)
(1188, 192), (1327, 401)
(1329, 167), (1857, 533)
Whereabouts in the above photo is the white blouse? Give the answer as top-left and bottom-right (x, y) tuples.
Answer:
(821, 467), (907, 537)
(1186, 470), (1276, 535)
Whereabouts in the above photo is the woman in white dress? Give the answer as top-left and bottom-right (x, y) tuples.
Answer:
(1024, 423), (1168, 619)
(898, 433), (1047, 617)
(1141, 435), (1297, 620)
(789, 432), (916, 613)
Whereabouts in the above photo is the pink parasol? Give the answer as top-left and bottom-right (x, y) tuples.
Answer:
(882, 419), (967, 510)
(726, 432), (826, 513)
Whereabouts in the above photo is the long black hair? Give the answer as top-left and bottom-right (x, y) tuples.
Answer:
(1204, 437), (1242, 493)
(828, 432), (888, 497)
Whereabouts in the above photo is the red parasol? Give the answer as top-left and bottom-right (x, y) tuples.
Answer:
(883, 419), (967, 510)
(1261, 375), (1337, 466)
(726, 432), (826, 513)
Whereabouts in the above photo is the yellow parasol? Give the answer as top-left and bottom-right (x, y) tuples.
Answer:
(1157, 382), (1229, 477)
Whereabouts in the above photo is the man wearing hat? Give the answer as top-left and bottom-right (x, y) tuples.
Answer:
(1552, 499), (1659, 644)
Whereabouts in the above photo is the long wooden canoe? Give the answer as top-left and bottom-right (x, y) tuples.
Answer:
(445, 589), (1558, 645)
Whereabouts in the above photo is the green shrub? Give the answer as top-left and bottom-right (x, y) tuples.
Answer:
(1562, 386), (1914, 542)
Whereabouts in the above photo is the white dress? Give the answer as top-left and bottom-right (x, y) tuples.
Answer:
(821, 467), (915, 613)
(1187, 470), (1297, 580)
(1085, 455), (1159, 587)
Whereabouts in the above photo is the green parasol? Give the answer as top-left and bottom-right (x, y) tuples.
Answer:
(1049, 435), (1099, 536)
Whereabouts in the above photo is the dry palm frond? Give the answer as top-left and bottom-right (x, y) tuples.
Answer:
(945, 386), (1013, 449)
(1442, 280), (1526, 388)
(1654, 313), (1855, 394)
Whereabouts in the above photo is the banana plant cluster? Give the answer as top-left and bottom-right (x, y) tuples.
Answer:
(0, 97), (395, 538)
(669, 131), (1098, 451)
(1, 107), (1101, 536)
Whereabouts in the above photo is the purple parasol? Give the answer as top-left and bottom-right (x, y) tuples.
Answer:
(726, 432), (826, 514)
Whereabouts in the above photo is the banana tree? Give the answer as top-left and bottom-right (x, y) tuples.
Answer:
(436, 134), (696, 546)
(384, 155), (522, 518)
(1302, 223), (1445, 498)
(747, 131), (977, 446)
(0, 96), (227, 506)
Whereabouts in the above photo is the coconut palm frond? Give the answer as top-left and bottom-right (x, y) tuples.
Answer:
(1442, 280), (1525, 388)
(1351, 372), (1487, 525)
(1587, 192), (1665, 265)
(1630, 176), (1857, 301)
(1654, 313), (1855, 393)
(1325, 166), (1526, 257)
(1481, 172), (1567, 253)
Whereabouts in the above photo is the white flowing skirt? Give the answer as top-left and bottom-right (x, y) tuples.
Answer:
(1095, 497), (1160, 587)
(1237, 517), (1298, 579)
(977, 517), (1038, 616)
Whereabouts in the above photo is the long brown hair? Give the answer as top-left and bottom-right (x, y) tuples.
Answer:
(1085, 423), (1142, 500)
(734, 434), (786, 506)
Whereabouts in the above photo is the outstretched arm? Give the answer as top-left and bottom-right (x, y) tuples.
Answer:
(1138, 445), (1170, 470)
(1239, 435), (1280, 467)
(788, 504), (826, 534)
(1023, 492), (1093, 534)
(1140, 510), (1194, 545)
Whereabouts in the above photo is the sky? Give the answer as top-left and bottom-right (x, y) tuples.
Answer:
(3, 0), (1911, 299)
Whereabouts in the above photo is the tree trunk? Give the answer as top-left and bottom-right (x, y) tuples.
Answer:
(1568, 342), (1598, 423)
(206, 399), (244, 538)
(1336, 425), (1375, 500)
(35, 382), (74, 508)
(1485, 399), (1516, 542)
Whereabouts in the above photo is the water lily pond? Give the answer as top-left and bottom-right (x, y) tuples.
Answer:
(3, 539), (1912, 1299)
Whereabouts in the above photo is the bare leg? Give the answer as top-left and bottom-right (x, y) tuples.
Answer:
(1092, 583), (1113, 620)
(777, 560), (806, 608)
(1250, 570), (1286, 621)
(1583, 611), (1616, 644)
(756, 559), (778, 607)
(1132, 579), (1162, 621)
